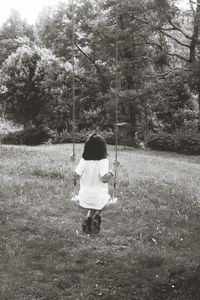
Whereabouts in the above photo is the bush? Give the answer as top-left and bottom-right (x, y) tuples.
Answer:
(52, 131), (84, 144)
(177, 135), (200, 155)
(147, 132), (200, 155)
(146, 132), (176, 152)
(52, 129), (114, 144)
(0, 117), (22, 136)
(2, 125), (51, 145)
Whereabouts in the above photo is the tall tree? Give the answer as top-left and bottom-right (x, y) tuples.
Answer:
(0, 44), (72, 130)
(0, 9), (36, 66)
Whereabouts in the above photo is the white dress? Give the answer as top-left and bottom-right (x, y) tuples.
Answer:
(75, 158), (111, 210)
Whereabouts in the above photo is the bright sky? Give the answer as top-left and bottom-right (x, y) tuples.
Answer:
(177, 0), (190, 9)
(0, 0), (191, 25)
(0, 0), (69, 25)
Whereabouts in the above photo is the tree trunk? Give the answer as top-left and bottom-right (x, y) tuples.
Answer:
(190, 0), (200, 130)
(198, 88), (200, 131)
(129, 103), (136, 145)
(190, 0), (200, 62)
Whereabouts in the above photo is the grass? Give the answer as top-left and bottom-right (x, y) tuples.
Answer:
(0, 143), (200, 299)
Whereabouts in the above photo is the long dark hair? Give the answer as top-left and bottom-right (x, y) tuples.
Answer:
(82, 133), (107, 160)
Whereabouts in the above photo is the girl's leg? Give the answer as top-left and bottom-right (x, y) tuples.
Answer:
(87, 209), (96, 218)
(82, 209), (103, 234)
(94, 209), (102, 216)
(82, 210), (96, 234)
(92, 210), (102, 234)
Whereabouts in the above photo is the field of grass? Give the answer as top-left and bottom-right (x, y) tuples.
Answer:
(0, 144), (200, 300)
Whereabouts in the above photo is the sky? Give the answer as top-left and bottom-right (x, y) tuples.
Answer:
(0, 0), (68, 25)
(0, 0), (191, 25)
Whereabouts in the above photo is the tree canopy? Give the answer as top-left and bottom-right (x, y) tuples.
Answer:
(0, 0), (200, 144)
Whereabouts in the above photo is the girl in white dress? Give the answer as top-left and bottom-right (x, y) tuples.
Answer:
(74, 133), (118, 234)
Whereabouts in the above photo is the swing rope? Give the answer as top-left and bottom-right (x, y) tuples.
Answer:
(115, 1), (119, 162)
(71, 0), (76, 161)
(71, 0), (77, 190)
(112, 0), (120, 199)
(71, 0), (120, 197)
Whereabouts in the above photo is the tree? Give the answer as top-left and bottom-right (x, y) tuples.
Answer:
(2, 0), (199, 141)
(0, 9), (36, 66)
(0, 44), (72, 130)
(135, 0), (200, 130)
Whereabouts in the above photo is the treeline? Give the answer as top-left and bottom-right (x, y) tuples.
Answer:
(1, 0), (200, 150)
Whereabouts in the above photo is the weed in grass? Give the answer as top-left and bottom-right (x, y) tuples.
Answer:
(31, 168), (65, 179)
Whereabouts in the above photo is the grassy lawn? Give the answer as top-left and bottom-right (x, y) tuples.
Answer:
(0, 144), (200, 300)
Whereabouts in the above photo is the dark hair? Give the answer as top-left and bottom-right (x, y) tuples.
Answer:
(82, 133), (107, 160)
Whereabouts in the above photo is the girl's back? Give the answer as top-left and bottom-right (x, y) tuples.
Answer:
(76, 158), (108, 190)
(75, 158), (110, 210)
(74, 134), (110, 210)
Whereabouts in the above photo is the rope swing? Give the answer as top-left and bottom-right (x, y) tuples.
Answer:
(71, 0), (76, 163)
(112, 0), (120, 201)
(70, 0), (120, 197)
(70, 0), (77, 191)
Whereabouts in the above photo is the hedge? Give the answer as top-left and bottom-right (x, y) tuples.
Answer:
(147, 132), (200, 155)
(2, 125), (51, 146)
(3, 126), (200, 155)
(146, 133), (176, 152)
(177, 135), (200, 155)
(52, 129), (115, 145)
(2, 128), (114, 146)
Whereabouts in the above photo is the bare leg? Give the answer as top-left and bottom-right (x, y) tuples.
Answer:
(87, 209), (96, 218)
(82, 210), (96, 234)
(92, 210), (102, 234)
(94, 209), (102, 216)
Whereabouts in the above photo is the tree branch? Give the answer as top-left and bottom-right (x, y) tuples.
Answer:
(141, 36), (163, 50)
(163, 17), (193, 40)
(133, 16), (149, 26)
(134, 16), (191, 48)
(75, 43), (111, 91)
(159, 29), (191, 48)
(144, 67), (189, 78)
(190, 0), (200, 6)
(189, 0), (196, 17)
(140, 56), (155, 62)
(167, 52), (190, 62)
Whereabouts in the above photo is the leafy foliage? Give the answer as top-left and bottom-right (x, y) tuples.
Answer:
(147, 132), (200, 154)
(147, 132), (176, 152)
(177, 134), (200, 155)
(52, 128), (114, 144)
(0, 44), (72, 131)
(0, 1), (200, 148)
(0, 117), (22, 136)
(0, 9), (36, 66)
(2, 125), (51, 145)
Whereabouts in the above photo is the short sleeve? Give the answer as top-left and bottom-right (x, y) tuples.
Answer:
(75, 158), (85, 176)
(99, 159), (109, 177)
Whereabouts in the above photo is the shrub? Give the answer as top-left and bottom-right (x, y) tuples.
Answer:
(146, 132), (176, 152)
(147, 132), (200, 155)
(177, 135), (200, 155)
(0, 117), (22, 136)
(52, 129), (114, 144)
(2, 125), (51, 145)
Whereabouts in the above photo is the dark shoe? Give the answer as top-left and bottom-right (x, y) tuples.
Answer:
(82, 217), (92, 234)
(91, 215), (101, 234)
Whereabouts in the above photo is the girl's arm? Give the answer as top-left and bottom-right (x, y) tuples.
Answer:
(101, 160), (120, 183)
(74, 158), (85, 176)
(73, 171), (80, 186)
(73, 158), (85, 185)
(73, 171), (81, 180)
(101, 171), (113, 183)
(99, 159), (115, 183)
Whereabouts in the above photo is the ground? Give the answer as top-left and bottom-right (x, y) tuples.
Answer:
(0, 144), (200, 300)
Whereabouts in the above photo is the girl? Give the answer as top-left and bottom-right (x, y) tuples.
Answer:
(73, 133), (119, 234)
